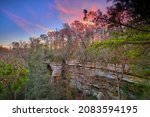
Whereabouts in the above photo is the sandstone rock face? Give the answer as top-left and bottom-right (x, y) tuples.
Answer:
(71, 73), (118, 99)
(51, 64), (62, 77)
(50, 62), (139, 99)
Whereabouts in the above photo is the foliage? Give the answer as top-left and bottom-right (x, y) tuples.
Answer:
(26, 46), (51, 99)
(108, 0), (150, 25)
(0, 61), (29, 99)
(1, 0), (150, 100)
(122, 81), (150, 99)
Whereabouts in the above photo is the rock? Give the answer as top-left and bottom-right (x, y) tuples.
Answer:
(93, 92), (104, 99)
(49, 62), (142, 100)
(97, 92), (104, 99)
(51, 65), (62, 77)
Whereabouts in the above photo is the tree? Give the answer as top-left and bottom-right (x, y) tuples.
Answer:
(12, 41), (29, 67)
(108, 0), (150, 25)
(26, 45), (53, 99)
(71, 20), (95, 99)
(83, 0), (150, 32)
(29, 37), (41, 52)
(0, 61), (29, 99)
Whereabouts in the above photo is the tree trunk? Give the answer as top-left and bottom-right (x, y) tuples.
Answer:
(82, 62), (86, 99)
(114, 64), (121, 100)
(117, 81), (121, 100)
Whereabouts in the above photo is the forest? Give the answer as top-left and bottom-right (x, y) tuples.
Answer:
(0, 0), (150, 100)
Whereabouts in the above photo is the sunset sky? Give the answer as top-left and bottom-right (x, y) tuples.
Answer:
(0, 0), (109, 46)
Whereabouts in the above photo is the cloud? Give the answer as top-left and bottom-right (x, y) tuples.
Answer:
(1, 9), (50, 35)
(55, 0), (107, 23)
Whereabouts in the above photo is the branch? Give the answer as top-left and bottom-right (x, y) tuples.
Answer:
(107, 19), (150, 33)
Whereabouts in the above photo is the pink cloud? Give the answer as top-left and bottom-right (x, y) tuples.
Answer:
(55, 0), (107, 23)
(1, 9), (50, 35)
